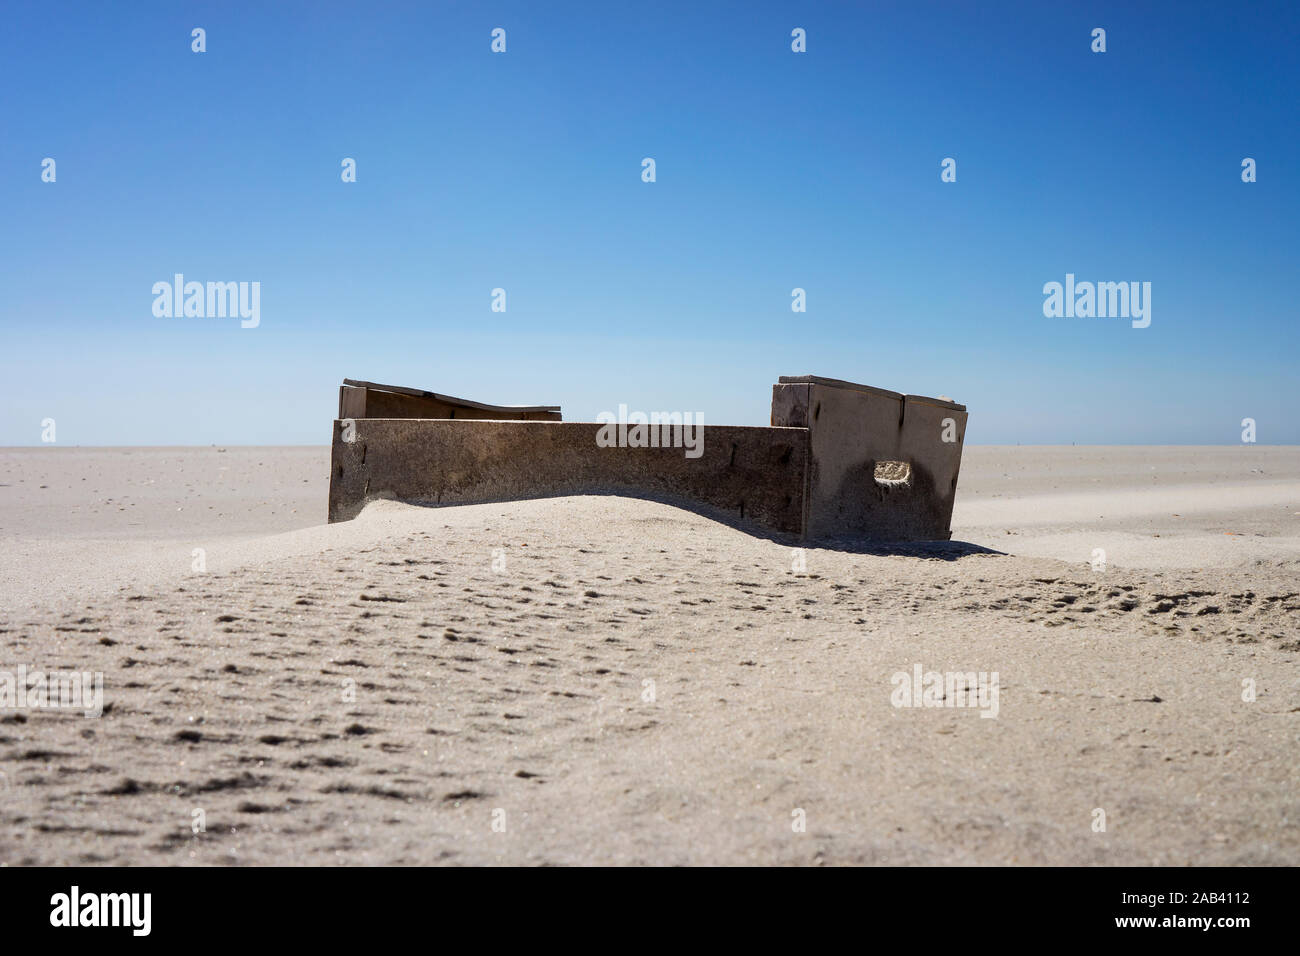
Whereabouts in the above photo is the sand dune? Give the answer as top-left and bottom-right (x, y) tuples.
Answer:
(0, 446), (1296, 865)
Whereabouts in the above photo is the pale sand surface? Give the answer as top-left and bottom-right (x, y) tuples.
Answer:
(0, 445), (1297, 865)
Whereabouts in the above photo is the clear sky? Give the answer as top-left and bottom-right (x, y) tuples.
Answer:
(2, 0), (1296, 445)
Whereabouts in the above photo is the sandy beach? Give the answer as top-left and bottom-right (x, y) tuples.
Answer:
(1, 445), (1297, 865)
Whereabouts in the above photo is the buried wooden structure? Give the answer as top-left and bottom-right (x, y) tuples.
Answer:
(328, 375), (968, 541)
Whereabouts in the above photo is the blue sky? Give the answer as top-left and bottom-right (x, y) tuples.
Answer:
(2, 0), (1296, 445)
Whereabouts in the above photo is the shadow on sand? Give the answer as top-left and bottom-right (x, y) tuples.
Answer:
(391, 489), (1006, 561)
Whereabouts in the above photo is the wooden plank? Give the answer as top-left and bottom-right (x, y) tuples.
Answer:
(342, 379), (560, 415)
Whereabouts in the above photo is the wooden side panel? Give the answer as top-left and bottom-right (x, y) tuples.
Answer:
(328, 419), (809, 536)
